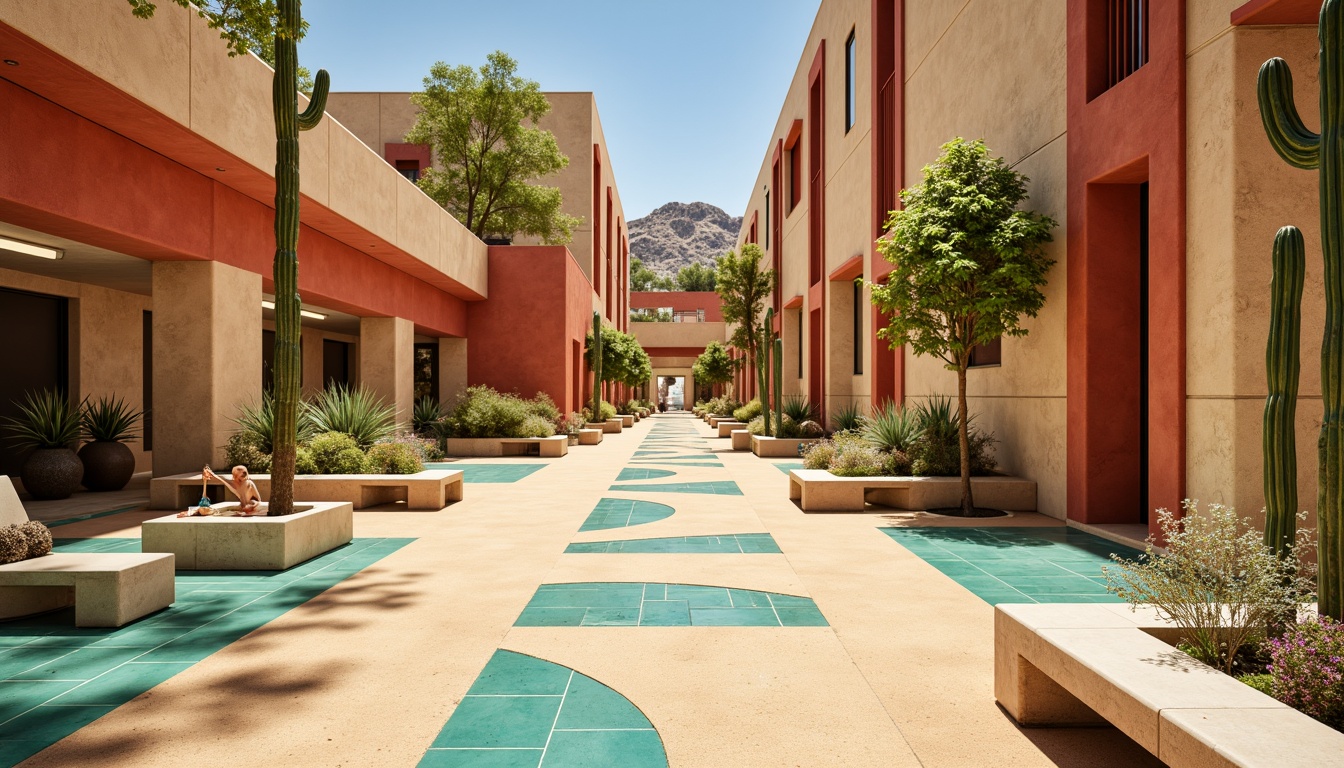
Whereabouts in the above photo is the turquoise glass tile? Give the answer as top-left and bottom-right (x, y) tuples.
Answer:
(607, 481), (742, 496)
(564, 534), (781, 554)
(578, 499), (675, 532)
(0, 537), (413, 766)
(880, 527), (1142, 605)
(514, 583), (827, 627)
(420, 651), (666, 767)
(774, 462), (805, 475)
(424, 463), (546, 483)
(615, 468), (677, 481)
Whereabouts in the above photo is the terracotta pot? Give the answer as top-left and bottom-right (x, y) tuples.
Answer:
(21, 448), (84, 500)
(78, 440), (136, 492)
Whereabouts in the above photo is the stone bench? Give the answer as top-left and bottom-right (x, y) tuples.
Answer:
(995, 603), (1344, 767)
(150, 470), (464, 511)
(730, 429), (751, 451)
(578, 428), (603, 445)
(716, 420), (746, 437)
(447, 436), (568, 458)
(0, 476), (175, 627)
(142, 501), (353, 570)
(752, 435), (821, 457)
(787, 469), (1036, 512)
(618, 414), (635, 428)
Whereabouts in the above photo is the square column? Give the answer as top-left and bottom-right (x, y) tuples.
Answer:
(438, 337), (467, 407)
(359, 316), (413, 423)
(301, 327), (325, 399)
(151, 261), (262, 476)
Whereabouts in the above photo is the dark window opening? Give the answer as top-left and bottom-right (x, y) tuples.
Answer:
(764, 190), (770, 250)
(853, 279), (864, 375)
(796, 311), (803, 378)
(788, 147), (802, 211)
(845, 30), (857, 133)
(808, 74), (824, 286)
(322, 339), (351, 390)
(142, 311), (153, 452)
(968, 337), (1002, 368)
(0, 288), (69, 477)
(1091, 0), (1148, 98)
(394, 159), (420, 183)
(414, 343), (439, 402)
(1138, 181), (1150, 524)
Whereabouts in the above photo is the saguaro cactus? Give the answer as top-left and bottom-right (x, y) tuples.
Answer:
(1264, 227), (1305, 555)
(591, 312), (603, 417)
(759, 308), (775, 436)
(1258, 0), (1343, 617)
(269, 0), (329, 516)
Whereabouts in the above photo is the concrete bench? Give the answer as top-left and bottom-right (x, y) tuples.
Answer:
(447, 436), (568, 458)
(716, 420), (746, 437)
(752, 435), (821, 457)
(730, 429), (751, 451)
(0, 476), (175, 627)
(578, 428), (603, 445)
(150, 469), (464, 511)
(142, 501), (353, 570)
(787, 469), (1036, 512)
(995, 603), (1344, 767)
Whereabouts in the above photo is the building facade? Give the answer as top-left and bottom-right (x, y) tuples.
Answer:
(738, 0), (1324, 536)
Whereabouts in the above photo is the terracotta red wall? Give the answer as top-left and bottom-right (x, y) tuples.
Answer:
(629, 292), (725, 322)
(467, 246), (594, 413)
(870, 0), (904, 407)
(0, 77), (468, 336)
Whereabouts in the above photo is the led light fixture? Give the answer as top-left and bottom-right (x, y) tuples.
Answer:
(261, 300), (327, 321)
(0, 235), (63, 260)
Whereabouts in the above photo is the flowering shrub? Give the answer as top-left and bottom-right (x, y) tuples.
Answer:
(364, 442), (425, 475)
(557, 412), (587, 437)
(377, 431), (443, 462)
(1267, 618), (1344, 730)
(441, 386), (555, 438)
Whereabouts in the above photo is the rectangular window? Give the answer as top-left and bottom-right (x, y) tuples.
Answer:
(845, 30), (857, 133)
(394, 159), (420, 183)
(1091, 0), (1148, 97)
(142, 311), (152, 451)
(322, 339), (351, 390)
(853, 279), (863, 375)
(796, 311), (803, 378)
(764, 190), (770, 250)
(968, 337), (1002, 368)
(414, 343), (439, 402)
(788, 147), (802, 211)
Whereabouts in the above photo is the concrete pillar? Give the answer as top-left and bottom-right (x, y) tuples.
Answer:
(438, 337), (467, 407)
(301, 327), (324, 399)
(359, 316), (413, 423)
(151, 261), (261, 476)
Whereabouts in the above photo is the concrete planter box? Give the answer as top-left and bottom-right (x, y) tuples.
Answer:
(604, 418), (624, 434)
(730, 429), (751, 451)
(142, 501), (354, 570)
(996, 603), (1344, 767)
(750, 435), (822, 458)
(150, 470), (464, 511)
(446, 436), (568, 458)
(787, 469), (1036, 512)
(578, 428), (603, 445)
(707, 415), (736, 428)
(619, 414), (635, 428)
(716, 420), (746, 438)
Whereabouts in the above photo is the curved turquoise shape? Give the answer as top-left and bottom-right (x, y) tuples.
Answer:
(516, 582), (828, 627)
(579, 498), (675, 531)
(420, 650), (668, 767)
(616, 467), (676, 481)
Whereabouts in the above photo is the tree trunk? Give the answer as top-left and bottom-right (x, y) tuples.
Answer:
(958, 362), (974, 516)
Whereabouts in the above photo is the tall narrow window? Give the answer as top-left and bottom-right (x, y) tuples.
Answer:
(796, 312), (803, 378)
(788, 146), (802, 211)
(142, 311), (153, 452)
(853, 279), (863, 374)
(845, 30), (857, 133)
(414, 343), (439, 401)
(764, 190), (770, 250)
(1090, 0), (1148, 98)
(593, 148), (602, 293)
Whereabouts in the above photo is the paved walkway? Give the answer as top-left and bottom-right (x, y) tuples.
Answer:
(6, 414), (1160, 767)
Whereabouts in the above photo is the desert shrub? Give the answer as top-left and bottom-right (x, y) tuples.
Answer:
(1104, 502), (1316, 674)
(829, 443), (887, 476)
(308, 432), (364, 475)
(306, 385), (398, 447)
(557, 412), (587, 437)
(0, 526), (26, 564)
(782, 396), (815, 423)
(832, 401), (865, 433)
(294, 447), (318, 475)
(364, 442), (425, 475)
(734, 399), (763, 423)
(909, 430), (997, 476)
(705, 396), (740, 416)
(519, 414), (557, 438)
(21, 521), (51, 558)
(225, 433), (272, 474)
(1266, 618), (1344, 730)
(442, 386), (531, 438)
(863, 402), (921, 453)
(881, 449), (912, 476)
(233, 392), (316, 454)
(413, 397), (442, 437)
(801, 439), (836, 469)
(795, 419), (824, 438)
(1238, 673), (1275, 697)
(525, 392), (561, 422)
(599, 400), (617, 421)
(378, 431), (443, 462)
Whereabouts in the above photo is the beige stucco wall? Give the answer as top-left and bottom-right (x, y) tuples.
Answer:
(630, 322), (729, 351)
(0, 0), (487, 299)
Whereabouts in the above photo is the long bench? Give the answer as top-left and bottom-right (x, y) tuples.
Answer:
(787, 469), (1036, 512)
(446, 436), (568, 458)
(995, 603), (1344, 767)
(150, 469), (464, 511)
(0, 477), (174, 627)
(716, 420), (746, 437)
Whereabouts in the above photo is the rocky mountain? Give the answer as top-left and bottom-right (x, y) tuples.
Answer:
(628, 202), (742, 277)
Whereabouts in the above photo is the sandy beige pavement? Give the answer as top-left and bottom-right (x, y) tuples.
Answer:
(17, 413), (1158, 767)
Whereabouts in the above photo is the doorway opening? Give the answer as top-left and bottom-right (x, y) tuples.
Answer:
(659, 376), (685, 411)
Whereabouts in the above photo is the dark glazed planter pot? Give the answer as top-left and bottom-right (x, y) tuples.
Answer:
(21, 448), (84, 500)
(78, 441), (136, 492)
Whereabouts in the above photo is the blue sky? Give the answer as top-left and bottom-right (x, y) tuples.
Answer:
(297, 0), (821, 220)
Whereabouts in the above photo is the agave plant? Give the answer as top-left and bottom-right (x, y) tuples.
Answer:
(913, 395), (963, 444)
(832, 401), (866, 432)
(782, 395), (816, 424)
(81, 395), (143, 443)
(3, 390), (82, 449)
(412, 396), (442, 436)
(234, 391), (316, 454)
(306, 384), (397, 448)
(862, 401), (921, 453)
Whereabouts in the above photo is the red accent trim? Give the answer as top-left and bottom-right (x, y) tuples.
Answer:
(783, 295), (804, 310)
(1231, 0), (1319, 25)
(772, 140), (784, 312)
(644, 347), (711, 358)
(784, 119), (804, 150)
(384, 143), (431, 168)
(629, 292), (725, 322)
(605, 187), (614, 319)
(828, 254), (864, 282)
(1067, 0), (1186, 534)
(748, 211), (759, 245)
(593, 145), (602, 296)
(871, 0), (905, 407)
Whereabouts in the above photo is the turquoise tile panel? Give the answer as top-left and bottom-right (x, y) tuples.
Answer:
(577, 499), (675, 532)
(607, 481), (742, 496)
(514, 584), (827, 627)
(424, 463), (546, 483)
(774, 462), (805, 475)
(564, 534), (781, 555)
(615, 468), (676, 481)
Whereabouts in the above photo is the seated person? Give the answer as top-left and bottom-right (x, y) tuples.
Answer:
(178, 465), (264, 517)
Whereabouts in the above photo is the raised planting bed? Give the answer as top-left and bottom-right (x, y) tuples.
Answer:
(995, 603), (1344, 767)
(446, 436), (569, 458)
(787, 469), (1036, 512)
(751, 435), (822, 458)
(141, 501), (353, 570)
(730, 429), (751, 451)
(619, 414), (635, 428)
(578, 428), (603, 445)
(150, 470), (464, 511)
(707, 415), (737, 428)
(716, 420), (746, 438)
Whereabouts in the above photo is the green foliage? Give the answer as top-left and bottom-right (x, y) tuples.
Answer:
(630, 258), (674, 292)
(1264, 226), (1304, 555)
(519, 414), (557, 438)
(862, 402), (921, 453)
(631, 308), (673, 322)
(307, 432), (364, 475)
(442, 386), (557, 438)
(294, 447), (318, 475)
(526, 392), (561, 422)
(715, 243), (775, 365)
(832, 402), (866, 433)
(905, 397), (996, 476)
(413, 397), (442, 437)
(693, 342), (737, 387)
(676, 262), (717, 292)
(79, 395), (143, 443)
(364, 442), (425, 475)
(3, 390), (82, 450)
(306, 385), (398, 448)
(1266, 618), (1344, 730)
(407, 51), (579, 243)
(734, 399), (762, 423)
(225, 433), (272, 474)
(782, 396), (816, 424)
(802, 433), (906, 477)
(1238, 673), (1276, 697)
(232, 392), (315, 455)
(585, 326), (651, 387)
(704, 396), (741, 417)
(1104, 502), (1316, 674)
(748, 414), (821, 439)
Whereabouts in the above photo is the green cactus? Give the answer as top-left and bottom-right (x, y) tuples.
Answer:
(268, 0), (329, 516)
(591, 312), (603, 417)
(759, 308), (775, 436)
(1258, 0), (1343, 617)
(774, 337), (784, 438)
(1264, 227), (1305, 555)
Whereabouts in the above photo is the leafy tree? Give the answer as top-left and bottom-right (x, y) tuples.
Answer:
(630, 258), (673, 292)
(871, 138), (1056, 515)
(407, 51), (580, 244)
(585, 326), (649, 390)
(693, 341), (737, 391)
(129, 0), (328, 516)
(714, 243), (775, 379)
(676, 262), (717, 292)
(630, 308), (673, 323)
